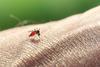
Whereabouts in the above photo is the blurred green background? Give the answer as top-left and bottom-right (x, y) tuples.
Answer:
(0, 0), (100, 31)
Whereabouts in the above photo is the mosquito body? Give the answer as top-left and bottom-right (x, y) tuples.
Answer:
(29, 29), (40, 37)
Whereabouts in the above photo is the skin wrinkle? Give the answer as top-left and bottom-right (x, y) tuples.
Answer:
(46, 23), (100, 67)
(0, 6), (100, 67)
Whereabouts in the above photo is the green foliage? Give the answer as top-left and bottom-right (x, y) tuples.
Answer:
(0, 0), (100, 30)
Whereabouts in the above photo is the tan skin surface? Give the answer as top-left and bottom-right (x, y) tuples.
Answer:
(0, 6), (100, 67)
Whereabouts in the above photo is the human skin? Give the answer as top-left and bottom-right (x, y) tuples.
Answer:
(0, 6), (100, 67)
